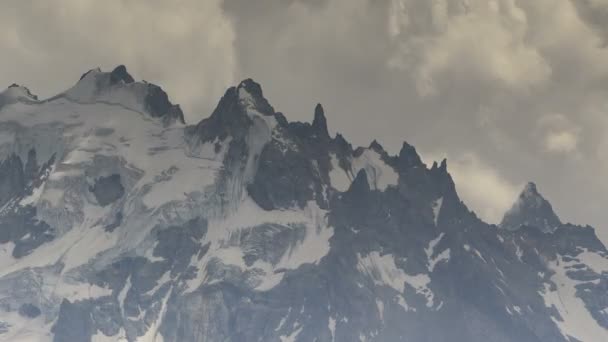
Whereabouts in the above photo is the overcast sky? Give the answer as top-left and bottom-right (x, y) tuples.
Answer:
(2, 0), (608, 243)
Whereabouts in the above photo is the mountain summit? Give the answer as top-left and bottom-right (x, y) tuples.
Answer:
(0, 66), (606, 341)
(500, 182), (562, 232)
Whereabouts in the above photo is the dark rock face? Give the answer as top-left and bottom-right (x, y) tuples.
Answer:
(144, 84), (185, 124)
(18, 303), (41, 318)
(0, 150), (55, 257)
(89, 174), (125, 206)
(0, 154), (26, 207)
(247, 140), (324, 210)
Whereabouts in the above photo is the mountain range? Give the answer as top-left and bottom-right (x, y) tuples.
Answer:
(0, 65), (607, 341)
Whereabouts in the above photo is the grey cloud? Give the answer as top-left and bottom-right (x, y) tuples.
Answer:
(571, 0), (608, 46)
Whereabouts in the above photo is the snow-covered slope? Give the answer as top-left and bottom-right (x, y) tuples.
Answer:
(0, 66), (606, 342)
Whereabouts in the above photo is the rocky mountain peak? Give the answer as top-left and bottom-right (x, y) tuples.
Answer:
(500, 181), (562, 232)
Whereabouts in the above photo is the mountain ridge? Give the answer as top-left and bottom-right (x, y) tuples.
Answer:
(0, 66), (606, 341)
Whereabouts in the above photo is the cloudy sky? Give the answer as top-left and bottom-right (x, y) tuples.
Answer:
(2, 0), (608, 242)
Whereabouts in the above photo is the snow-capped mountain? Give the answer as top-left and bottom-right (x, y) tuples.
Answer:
(0, 66), (606, 342)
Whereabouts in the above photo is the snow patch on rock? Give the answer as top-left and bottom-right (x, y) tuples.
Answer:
(425, 233), (450, 272)
(540, 255), (608, 341)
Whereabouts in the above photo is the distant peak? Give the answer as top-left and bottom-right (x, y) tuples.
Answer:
(500, 182), (561, 232)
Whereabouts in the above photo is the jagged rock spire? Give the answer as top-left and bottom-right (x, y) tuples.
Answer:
(398, 141), (423, 169)
(500, 182), (562, 232)
(312, 103), (329, 138)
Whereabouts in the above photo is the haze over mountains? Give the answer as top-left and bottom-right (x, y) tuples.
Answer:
(0, 66), (606, 341)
